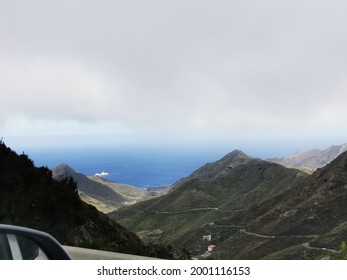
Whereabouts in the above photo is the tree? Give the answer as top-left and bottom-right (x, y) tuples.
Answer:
(340, 241), (347, 260)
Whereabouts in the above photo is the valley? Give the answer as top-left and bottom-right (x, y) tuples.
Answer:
(1, 140), (346, 260)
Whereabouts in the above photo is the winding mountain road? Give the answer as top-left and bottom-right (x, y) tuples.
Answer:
(119, 207), (240, 215)
(302, 242), (339, 253)
(239, 229), (339, 253)
(118, 207), (340, 254)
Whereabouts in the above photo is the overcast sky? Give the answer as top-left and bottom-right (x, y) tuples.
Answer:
(1, 0), (347, 156)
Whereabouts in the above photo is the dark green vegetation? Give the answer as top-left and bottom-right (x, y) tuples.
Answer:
(111, 150), (347, 259)
(0, 141), (189, 259)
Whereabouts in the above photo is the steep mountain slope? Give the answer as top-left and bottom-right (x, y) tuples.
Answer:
(248, 151), (347, 237)
(0, 142), (188, 259)
(111, 150), (308, 254)
(268, 143), (347, 170)
(52, 164), (166, 213)
(210, 150), (347, 259)
(52, 164), (129, 210)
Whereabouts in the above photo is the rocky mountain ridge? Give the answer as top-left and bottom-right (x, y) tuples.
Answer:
(268, 142), (347, 170)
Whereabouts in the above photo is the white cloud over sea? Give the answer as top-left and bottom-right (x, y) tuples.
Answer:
(94, 172), (109, 178)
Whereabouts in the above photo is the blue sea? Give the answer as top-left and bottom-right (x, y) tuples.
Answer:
(26, 147), (223, 188)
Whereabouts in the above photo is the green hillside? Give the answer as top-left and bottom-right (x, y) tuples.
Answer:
(111, 149), (347, 259)
(110, 150), (313, 257)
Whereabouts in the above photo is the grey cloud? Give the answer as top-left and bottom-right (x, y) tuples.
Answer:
(1, 0), (347, 145)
